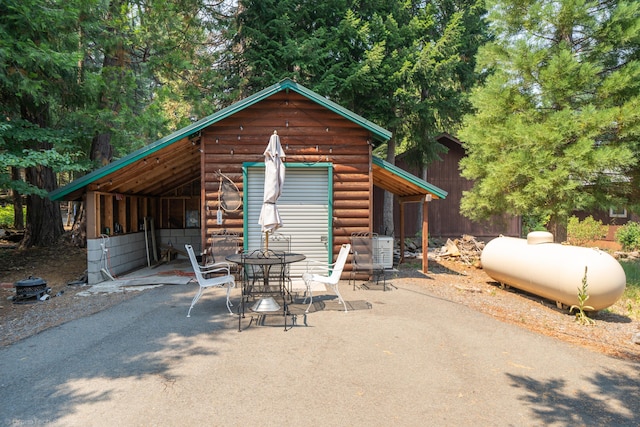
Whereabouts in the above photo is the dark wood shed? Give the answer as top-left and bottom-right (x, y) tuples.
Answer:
(375, 133), (521, 242)
(51, 79), (446, 284)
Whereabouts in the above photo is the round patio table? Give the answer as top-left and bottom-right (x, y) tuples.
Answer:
(227, 251), (306, 331)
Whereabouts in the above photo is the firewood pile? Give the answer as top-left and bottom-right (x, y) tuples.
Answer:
(614, 251), (640, 261)
(437, 235), (485, 267)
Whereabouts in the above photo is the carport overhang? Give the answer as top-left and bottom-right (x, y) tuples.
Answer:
(372, 156), (447, 272)
(50, 153), (445, 274)
(372, 156), (446, 201)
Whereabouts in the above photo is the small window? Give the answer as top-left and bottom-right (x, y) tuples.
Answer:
(186, 210), (200, 228)
(609, 207), (627, 218)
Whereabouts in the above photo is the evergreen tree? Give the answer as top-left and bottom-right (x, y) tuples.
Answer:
(233, 0), (486, 235)
(459, 0), (640, 241)
(0, 0), (90, 246)
(234, 0), (485, 157)
(0, 0), (230, 246)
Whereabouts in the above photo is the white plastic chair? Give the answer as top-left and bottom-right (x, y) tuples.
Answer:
(185, 244), (236, 317)
(302, 243), (351, 313)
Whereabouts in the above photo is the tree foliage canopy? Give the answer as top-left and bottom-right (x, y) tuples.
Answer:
(0, 0), (232, 190)
(0, 0), (90, 196)
(0, 0), (230, 245)
(233, 0), (487, 164)
(459, 0), (640, 234)
(17, 0), (640, 246)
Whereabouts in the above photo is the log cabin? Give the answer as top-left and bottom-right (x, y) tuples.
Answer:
(50, 79), (446, 284)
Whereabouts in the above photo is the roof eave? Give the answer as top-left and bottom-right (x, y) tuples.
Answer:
(372, 156), (447, 199)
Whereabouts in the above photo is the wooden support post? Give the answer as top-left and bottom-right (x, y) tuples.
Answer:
(118, 196), (127, 233)
(104, 194), (113, 235)
(131, 196), (139, 232)
(399, 202), (405, 265)
(422, 197), (429, 273)
(86, 191), (98, 239)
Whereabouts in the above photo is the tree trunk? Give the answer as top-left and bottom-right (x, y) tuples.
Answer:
(19, 96), (63, 247)
(69, 12), (121, 248)
(11, 167), (24, 230)
(382, 138), (397, 236)
(20, 165), (64, 248)
(90, 133), (113, 166)
(548, 214), (568, 244)
(71, 201), (86, 248)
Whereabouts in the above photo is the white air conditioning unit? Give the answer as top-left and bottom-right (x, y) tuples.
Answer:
(373, 236), (394, 269)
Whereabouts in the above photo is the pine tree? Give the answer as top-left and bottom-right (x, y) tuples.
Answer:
(459, 0), (640, 241)
(0, 0), (89, 246)
(0, 0), (230, 246)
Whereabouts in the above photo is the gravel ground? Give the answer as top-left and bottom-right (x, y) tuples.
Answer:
(1, 236), (639, 361)
(0, 238), (141, 347)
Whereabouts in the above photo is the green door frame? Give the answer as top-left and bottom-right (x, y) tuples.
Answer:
(242, 162), (334, 262)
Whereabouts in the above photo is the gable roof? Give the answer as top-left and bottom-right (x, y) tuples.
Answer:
(50, 79), (392, 201)
(49, 79), (447, 203)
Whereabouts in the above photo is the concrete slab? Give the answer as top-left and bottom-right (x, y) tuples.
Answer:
(83, 259), (326, 296)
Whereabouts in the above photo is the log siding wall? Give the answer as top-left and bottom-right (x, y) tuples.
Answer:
(202, 92), (374, 262)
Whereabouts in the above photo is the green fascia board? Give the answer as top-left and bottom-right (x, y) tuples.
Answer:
(50, 79), (391, 201)
(372, 156), (448, 199)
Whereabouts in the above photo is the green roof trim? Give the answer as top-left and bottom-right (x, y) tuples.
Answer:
(372, 156), (448, 199)
(50, 79), (391, 201)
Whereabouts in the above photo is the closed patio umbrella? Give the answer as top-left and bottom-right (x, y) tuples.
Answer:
(258, 131), (286, 247)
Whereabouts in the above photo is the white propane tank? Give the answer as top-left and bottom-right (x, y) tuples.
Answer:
(481, 231), (626, 310)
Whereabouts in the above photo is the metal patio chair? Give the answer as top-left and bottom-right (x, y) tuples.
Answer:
(240, 249), (284, 297)
(209, 230), (241, 279)
(302, 243), (351, 313)
(349, 232), (387, 291)
(261, 233), (292, 299)
(185, 244), (235, 317)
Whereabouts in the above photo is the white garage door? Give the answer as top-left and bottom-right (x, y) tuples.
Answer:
(245, 165), (331, 278)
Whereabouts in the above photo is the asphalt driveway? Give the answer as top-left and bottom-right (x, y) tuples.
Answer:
(1, 278), (639, 426)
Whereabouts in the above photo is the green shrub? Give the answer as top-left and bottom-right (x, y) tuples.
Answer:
(615, 222), (640, 251)
(0, 205), (15, 228)
(567, 215), (608, 246)
(521, 214), (549, 237)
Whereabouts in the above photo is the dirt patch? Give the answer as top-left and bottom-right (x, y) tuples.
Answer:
(399, 257), (640, 362)
(0, 233), (140, 346)
(1, 233), (639, 361)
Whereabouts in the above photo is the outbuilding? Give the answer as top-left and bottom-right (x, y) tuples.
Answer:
(50, 79), (446, 284)
(379, 134), (521, 241)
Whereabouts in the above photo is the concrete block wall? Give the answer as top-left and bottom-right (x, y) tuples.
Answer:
(158, 228), (201, 257)
(86, 229), (202, 284)
(87, 233), (147, 285)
